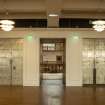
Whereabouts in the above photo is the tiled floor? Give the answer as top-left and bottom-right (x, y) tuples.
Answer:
(0, 80), (105, 105)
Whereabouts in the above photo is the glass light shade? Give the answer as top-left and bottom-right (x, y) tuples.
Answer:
(0, 24), (14, 28)
(92, 20), (105, 25)
(0, 20), (15, 25)
(0, 24), (14, 31)
(1, 27), (13, 31)
(92, 20), (105, 32)
(0, 20), (15, 31)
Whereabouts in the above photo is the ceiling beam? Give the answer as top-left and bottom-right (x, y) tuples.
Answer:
(46, 0), (62, 27)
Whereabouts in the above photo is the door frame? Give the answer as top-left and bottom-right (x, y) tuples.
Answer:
(39, 38), (66, 85)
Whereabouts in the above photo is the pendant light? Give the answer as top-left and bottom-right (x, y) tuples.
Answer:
(92, 0), (105, 32)
(92, 20), (105, 32)
(0, 0), (15, 31)
(0, 19), (15, 31)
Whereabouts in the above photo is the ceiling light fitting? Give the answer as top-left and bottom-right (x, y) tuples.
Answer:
(0, 0), (15, 31)
(0, 20), (15, 31)
(92, 20), (105, 32)
(48, 14), (59, 17)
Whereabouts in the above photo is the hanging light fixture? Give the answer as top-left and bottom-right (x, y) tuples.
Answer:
(92, 20), (105, 32)
(92, 0), (105, 32)
(0, 0), (15, 31)
(0, 19), (15, 31)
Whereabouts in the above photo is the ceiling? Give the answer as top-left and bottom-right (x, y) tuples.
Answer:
(0, 0), (105, 27)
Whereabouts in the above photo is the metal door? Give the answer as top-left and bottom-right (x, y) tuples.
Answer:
(83, 39), (94, 84)
(83, 38), (105, 85)
(0, 57), (12, 85)
(11, 39), (23, 85)
(95, 39), (105, 84)
(0, 39), (23, 85)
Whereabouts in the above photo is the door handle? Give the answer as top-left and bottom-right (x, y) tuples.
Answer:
(96, 61), (98, 63)
(13, 66), (16, 70)
(93, 68), (96, 85)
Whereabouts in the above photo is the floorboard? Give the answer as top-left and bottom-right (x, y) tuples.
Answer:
(0, 80), (105, 105)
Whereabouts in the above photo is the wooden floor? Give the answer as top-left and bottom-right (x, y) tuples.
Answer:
(0, 80), (105, 105)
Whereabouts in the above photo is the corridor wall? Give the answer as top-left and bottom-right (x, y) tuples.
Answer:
(0, 28), (104, 86)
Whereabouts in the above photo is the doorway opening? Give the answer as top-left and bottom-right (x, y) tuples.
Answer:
(40, 38), (66, 86)
(0, 38), (23, 86)
(83, 38), (105, 86)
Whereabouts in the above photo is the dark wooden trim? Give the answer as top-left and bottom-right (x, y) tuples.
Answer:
(83, 84), (105, 87)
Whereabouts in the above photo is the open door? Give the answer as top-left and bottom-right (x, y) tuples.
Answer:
(40, 38), (66, 85)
